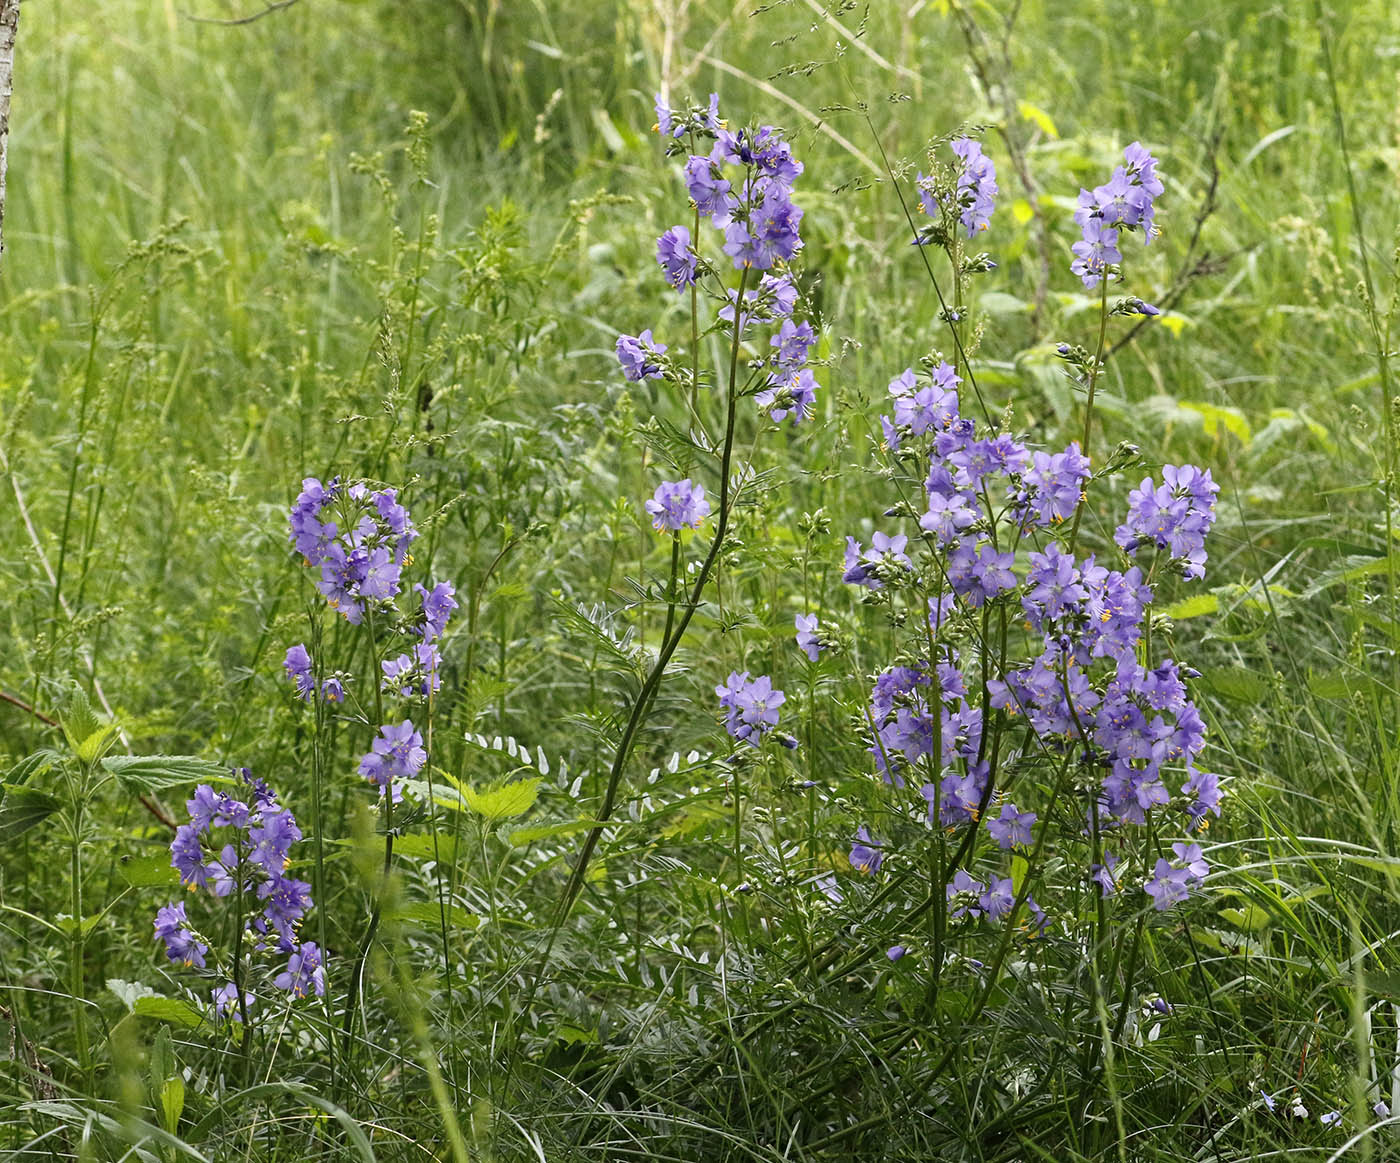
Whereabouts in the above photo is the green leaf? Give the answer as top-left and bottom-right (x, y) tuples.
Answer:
(1218, 904), (1272, 932)
(159, 1076), (186, 1136)
(463, 778), (541, 821)
(132, 996), (205, 1028)
(5, 749), (61, 785)
(100, 755), (231, 793)
(119, 852), (180, 888)
(107, 978), (161, 1012)
(1198, 668), (1270, 702)
(507, 818), (602, 847)
(60, 689), (102, 755)
(978, 291), (1029, 316)
(1309, 669), (1386, 700)
(393, 832), (459, 862)
(1180, 400), (1252, 446)
(1161, 593), (1219, 620)
(392, 900), (480, 931)
(0, 784), (61, 840)
(77, 724), (120, 765)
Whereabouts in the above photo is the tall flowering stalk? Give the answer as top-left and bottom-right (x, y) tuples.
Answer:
(285, 477), (457, 1078)
(551, 94), (819, 926)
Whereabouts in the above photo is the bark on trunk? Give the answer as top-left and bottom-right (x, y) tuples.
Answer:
(0, 0), (19, 268)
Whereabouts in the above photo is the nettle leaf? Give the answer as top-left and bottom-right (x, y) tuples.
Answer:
(1198, 668), (1270, 702)
(132, 996), (205, 1029)
(0, 784), (61, 840)
(101, 755), (231, 793)
(507, 818), (601, 847)
(60, 689), (103, 754)
(5, 749), (61, 785)
(464, 778), (541, 820)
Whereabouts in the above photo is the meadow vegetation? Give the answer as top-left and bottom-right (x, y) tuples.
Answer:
(2, 1), (1400, 1159)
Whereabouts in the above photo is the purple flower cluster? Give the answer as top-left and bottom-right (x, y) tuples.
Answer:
(848, 344), (1221, 916)
(381, 642), (442, 700)
(358, 720), (427, 803)
(289, 478), (417, 625)
(158, 771), (322, 1009)
(1114, 464), (1219, 579)
(283, 644), (344, 704)
(616, 329), (667, 382)
(1071, 142), (1163, 288)
(645, 479), (712, 532)
(716, 671), (785, 746)
(917, 138), (999, 238)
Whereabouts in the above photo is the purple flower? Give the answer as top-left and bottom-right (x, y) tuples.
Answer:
(684, 154), (735, 225)
(273, 941), (325, 999)
(656, 225), (698, 290)
(415, 581), (458, 641)
(986, 803), (1037, 849)
(154, 902), (208, 969)
(716, 671), (785, 746)
(1114, 464), (1218, 580)
(1091, 852), (1121, 898)
(616, 329), (667, 382)
(381, 642), (443, 700)
(212, 982), (254, 1020)
(645, 479), (712, 532)
(795, 613), (822, 662)
(842, 532), (912, 589)
(1071, 218), (1121, 288)
(769, 318), (816, 374)
(283, 644), (315, 701)
(950, 137), (998, 237)
(947, 868), (985, 920)
(358, 720), (427, 802)
(979, 875), (1015, 921)
(755, 367), (818, 424)
(1144, 857), (1192, 910)
(887, 944), (908, 961)
(849, 826), (884, 874)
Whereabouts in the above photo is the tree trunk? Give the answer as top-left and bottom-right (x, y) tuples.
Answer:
(0, 0), (18, 268)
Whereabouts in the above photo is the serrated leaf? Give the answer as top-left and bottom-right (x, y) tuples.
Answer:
(132, 996), (205, 1028)
(77, 724), (120, 765)
(392, 900), (480, 930)
(101, 755), (231, 793)
(1198, 668), (1269, 702)
(507, 818), (602, 847)
(0, 784), (61, 840)
(60, 689), (102, 755)
(463, 778), (541, 820)
(5, 749), (61, 785)
(119, 853), (180, 888)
